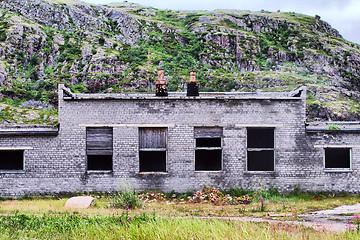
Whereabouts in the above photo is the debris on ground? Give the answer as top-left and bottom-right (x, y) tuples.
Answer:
(138, 192), (166, 203)
(138, 187), (252, 205)
(188, 187), (252, 205)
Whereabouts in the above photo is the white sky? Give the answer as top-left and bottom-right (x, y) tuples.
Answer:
(81, 0), (360, 44)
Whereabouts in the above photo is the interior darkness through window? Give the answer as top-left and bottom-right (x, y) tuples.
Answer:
(247, 128), (274, 171)
(196, 138), (221, 147)
(325, 148), (350, 169)
(139, 151), (166, 172)
(247, 150), (274, 171)
(195, 149), (222, 171)
(0, 150), (24, 170)
(247, 128), (274, 148)
(87, 155), (112, 171)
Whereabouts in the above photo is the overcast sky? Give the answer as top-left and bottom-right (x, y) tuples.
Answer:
(82, 0), (360, 44)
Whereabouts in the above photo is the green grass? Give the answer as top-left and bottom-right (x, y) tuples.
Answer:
(0, 213), (356, 239)
(1, 190), (360, 238)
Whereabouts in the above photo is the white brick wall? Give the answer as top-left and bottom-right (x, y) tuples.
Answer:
(1, 85), (360, 195)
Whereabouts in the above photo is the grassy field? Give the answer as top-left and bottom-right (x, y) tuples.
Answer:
(1, 189), (360, 239)
(0, 214), (354, 240)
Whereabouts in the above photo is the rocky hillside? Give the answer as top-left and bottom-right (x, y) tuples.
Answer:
(0, 0), (360, 124)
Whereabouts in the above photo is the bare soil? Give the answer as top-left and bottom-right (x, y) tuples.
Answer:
(196, 203), (360, 232)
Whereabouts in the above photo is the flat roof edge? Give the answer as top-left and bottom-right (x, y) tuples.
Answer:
(0, 131), (59, 136)
(306, 128), (360, 133)
(306, 121), (360, 133)
(63, 96), (303, 101)
(0, 126), (59, 136)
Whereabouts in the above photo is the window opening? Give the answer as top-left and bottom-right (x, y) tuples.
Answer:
(247, 128), (274, 171)
(0, 150), (24, 170)
(86, 127), (113, 171)
(324, 148), (350, 169)
(194, 127), (222, 171)
(139, 128), (167, 172)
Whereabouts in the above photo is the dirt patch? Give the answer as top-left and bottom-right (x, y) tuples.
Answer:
(299, 203), (360, 232)
(196, 203), (360, 232)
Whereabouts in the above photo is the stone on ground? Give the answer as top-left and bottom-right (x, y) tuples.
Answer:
(64, 196), (95, 209)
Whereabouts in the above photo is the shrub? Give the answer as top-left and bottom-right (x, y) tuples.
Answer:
(29, 54), (39, 66)
(327, 124), (341, 130)
(71, 83), (88, 93)
(109, 187), (143, 209)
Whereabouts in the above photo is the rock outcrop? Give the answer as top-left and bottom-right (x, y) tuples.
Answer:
(0, 0), (359, 122)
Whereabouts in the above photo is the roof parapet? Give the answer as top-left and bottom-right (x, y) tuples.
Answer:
(63, 86), (75, 99)
(60, 83), (305, 101)
(306, 121), (360, 132)
(0, 125), (59, 136)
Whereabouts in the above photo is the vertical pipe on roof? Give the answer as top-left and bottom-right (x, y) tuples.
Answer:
(155, 70), (168, 96)
(187, 71), (199, 96)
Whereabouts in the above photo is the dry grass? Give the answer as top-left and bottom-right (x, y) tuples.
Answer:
(1, 193), (360, 239)
(0, 194), (359, 218)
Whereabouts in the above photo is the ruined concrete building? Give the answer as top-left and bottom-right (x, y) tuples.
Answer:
(1, 72), (360, 195)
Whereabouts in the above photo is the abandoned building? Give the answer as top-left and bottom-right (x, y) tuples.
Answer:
(1, 71), (360, 196)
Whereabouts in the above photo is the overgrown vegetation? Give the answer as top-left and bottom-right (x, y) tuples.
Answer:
(2, 188), (360, 239)
(327, 123), (341, 130)
(109, 187), (143, 209)
(0, 12), (10, 42)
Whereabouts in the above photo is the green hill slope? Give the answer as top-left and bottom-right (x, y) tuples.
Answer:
(0, 0), (359, 123)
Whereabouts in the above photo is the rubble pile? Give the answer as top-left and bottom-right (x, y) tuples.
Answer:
(188, 187), (252, 205)
(137, 187), (252, 205)
(138, 192), (166, 203)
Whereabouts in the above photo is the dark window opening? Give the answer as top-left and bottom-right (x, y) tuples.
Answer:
(194, 127), (223, 171)
(247, 128), (274, 148)
(86, 127), (113, 171)
(196, 138), (221, 147)
(247, 150), (274, 171)
(247, 128), (275, 171)
(195, 149), (222, 171)
(325, 148), (350, 169)
(139, 128), (167, 172)
(0, 150), (24, 170)
(87, 155), (112, 171)
(139, 151), (166, 172)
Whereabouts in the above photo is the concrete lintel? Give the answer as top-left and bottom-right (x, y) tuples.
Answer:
(0, 146), (33, 150)
(0, 170), (25, 174)
(235, 124), (284, 128)
(188, 124), (227, 127)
